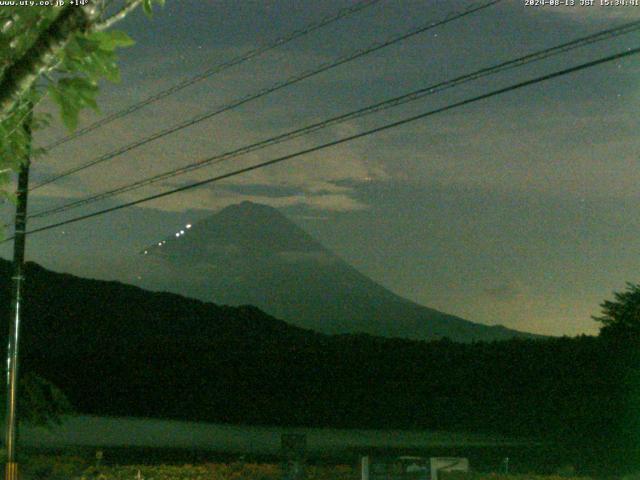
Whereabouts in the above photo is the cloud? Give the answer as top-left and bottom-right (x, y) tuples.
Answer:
(290, 214), (329, 221)
(303, 193), (369, 211)
(370, 98), (640, 201)
(31, 96), (389, 215)
(483, 282), (524, 302)
(147, 190), (368, 214)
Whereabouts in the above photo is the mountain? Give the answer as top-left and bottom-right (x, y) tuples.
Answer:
(0, 259), (629, 469)
(0, 260), (326, 423)
(139, 201), (540, 342)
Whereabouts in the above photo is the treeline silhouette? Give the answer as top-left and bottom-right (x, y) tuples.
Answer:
(0, 261), (638, 472)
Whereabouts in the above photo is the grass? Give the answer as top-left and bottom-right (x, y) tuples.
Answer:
(22, 459), (355, 480)
(17, 454), (595, 480)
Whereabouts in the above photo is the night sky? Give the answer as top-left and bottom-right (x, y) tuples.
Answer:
(1, 0), (638, 337)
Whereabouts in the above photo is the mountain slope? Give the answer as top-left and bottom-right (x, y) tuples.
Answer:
(0, 257), (624, 465)
(0, 259), (327, 422)
(139, 201), (540, 342)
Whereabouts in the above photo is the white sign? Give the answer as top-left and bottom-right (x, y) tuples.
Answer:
(430, 457), (469, 480)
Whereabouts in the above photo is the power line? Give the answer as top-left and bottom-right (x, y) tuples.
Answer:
(31, 0), (503, 191)
(40, 0), (383, 152)
(12, 46), (639, 241)
(27, 19), (640, 221)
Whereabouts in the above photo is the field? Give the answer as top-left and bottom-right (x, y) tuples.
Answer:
(8, 417), (592, 479)
(18, 416), (525, 453)
(19, 459), (597, 480)
(8, 414), (598, 480)
(24, 459), (353, 480)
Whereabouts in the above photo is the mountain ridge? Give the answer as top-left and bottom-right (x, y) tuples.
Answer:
(0, 254), (628, 474)
(139, 201), (542, 342)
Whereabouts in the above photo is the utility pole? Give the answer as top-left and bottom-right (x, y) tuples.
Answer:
(4, 103), (32, 480)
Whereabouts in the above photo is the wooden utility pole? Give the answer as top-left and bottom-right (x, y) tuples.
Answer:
(4, 104), (32, 480)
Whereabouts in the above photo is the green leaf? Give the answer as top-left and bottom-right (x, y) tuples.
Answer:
(80, 49), (120, 83)
(61, 31), (134, 85)
(142, 0), (164, 17)
(88, 30), (135, 51)
(48, 85), (75, 130)
(48, 78), (100, 131)
(143, 0), (153, 17)
(106, 30), (136, 48)
(31, 112), (51, 131)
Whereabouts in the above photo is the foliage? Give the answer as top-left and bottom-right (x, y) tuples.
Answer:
(24, 461), (598, 480)
(143, 0), (166, 17)
(0, 1), (165, 196)
(441, 474), (591, 480)
(24, 453), (89, 480)
(75, 462), (353, 480)
(6, 260), (640, 472)
(48, 28), (135, 130)
(18, 372), (73, 426)
(2, 458), (612, 480)
(0, 7), (62, 77)
(0, 372), (73, 427)
(593, 282), (640, 338)
(82, 463), (235, 480)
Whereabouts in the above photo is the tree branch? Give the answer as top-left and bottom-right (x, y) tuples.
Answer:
(0, 0), (145, 122)
(92, 0), (144, 32)
(0, 6), (90, 121)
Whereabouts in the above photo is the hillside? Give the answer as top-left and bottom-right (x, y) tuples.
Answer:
(138, 201), (540, 342)
(0, 261), (640, 472)
(0, 258), (635, 475)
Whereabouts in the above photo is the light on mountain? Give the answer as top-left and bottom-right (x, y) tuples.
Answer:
(180, 230), (185, 235)
(144, 251), (148, 255)
(175, 233), (180, 237)
(186, 224), (192, 229)
(158, 242), (162, 246)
